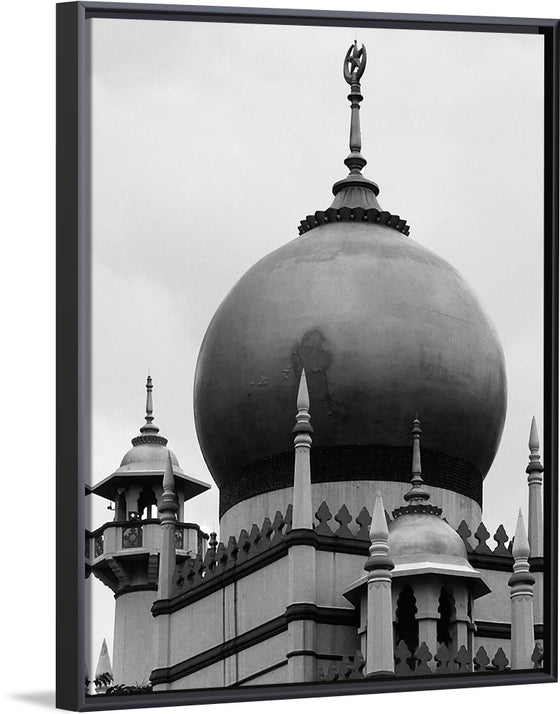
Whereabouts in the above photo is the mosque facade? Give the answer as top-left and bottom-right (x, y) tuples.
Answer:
(86, 42), (545, 691)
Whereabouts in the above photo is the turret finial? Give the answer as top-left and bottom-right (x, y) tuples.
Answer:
(330, 42), (381, 211)
(403, 417), (430, 503)
(138, 374), (162, 438)
(145, 374), (153, 422)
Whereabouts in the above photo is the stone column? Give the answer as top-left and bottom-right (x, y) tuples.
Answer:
(509, 510), (535, 669)
(364, 493), (394, 676)
(413, 580), (440, 658)
(450, 589), (470, 652)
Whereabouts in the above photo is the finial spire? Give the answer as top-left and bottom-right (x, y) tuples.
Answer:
(331, 42), (381, 211)
(132, 374), (168, 447)
(145, 374), (153, 422)
(139, 374), (160, 435)
(403, 417), (430, 503)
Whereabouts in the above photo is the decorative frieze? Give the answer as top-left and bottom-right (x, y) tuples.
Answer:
(297, 207), (410, 237)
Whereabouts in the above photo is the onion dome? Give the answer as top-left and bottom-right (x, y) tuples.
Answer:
(194, 43), (507, 519)
(93, 376), (210, 502)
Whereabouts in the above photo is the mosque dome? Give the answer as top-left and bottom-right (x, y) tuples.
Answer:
(194, 42), (507, 518)
(388, 510), (468, 563)
(118, 443), (181, 474)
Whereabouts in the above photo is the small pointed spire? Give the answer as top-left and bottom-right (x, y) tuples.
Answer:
(526, 416), (544, 475)
(403, 417), (430, 503)
(512, 509), (530, 561)
(365, 491), (393, 573)
(293, 369), (313, 437)
(159, 449), (178, 523)
(330, 41), (382, 211)
(529, 416), (539, 451)
(297, 368), (310, 411)
(95, 638), (113, 680)
(369, 491), (389, 543)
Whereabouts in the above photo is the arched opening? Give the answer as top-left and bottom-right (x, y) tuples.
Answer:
(437, 586), (456, 648)
(395, 585), (419, 657)
(137, 487), (158, 520)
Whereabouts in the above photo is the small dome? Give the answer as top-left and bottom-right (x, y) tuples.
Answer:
(388, 510), (468, 563)
(118, 443), (182, 474)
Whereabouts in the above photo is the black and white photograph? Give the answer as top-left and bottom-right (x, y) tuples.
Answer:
(70, 5), (555, 705)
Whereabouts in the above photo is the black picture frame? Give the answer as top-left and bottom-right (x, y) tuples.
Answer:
(57, 3), (559, 711)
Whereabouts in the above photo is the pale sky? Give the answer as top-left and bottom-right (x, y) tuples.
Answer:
(85, 18), (544, 676)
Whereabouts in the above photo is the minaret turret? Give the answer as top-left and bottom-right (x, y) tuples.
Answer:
(87, 376), (211, 686)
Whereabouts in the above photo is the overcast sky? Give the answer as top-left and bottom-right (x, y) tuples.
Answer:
(85, 18), (544, 675)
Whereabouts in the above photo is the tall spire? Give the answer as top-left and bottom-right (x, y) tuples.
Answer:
(526, 416), (544, 558)
(403, 417), (430, 503)
(292, 369), (314, 530)
(132, 374), (167, 446)
(331, 41), (382, 211)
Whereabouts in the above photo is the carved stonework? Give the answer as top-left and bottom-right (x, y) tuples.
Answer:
(174, 527), (184, 550)
(122, 526), (143, 549)
(94, 536), (104, 557)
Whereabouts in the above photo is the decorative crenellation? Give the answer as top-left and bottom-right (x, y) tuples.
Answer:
(456, 519), (514, 558)
(298, 207), (410, 237)
(319, 651), (365, 681)
(172, 507), (293, 596)
(168, 504), (526, 598)
(320, 642), (544, 680)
